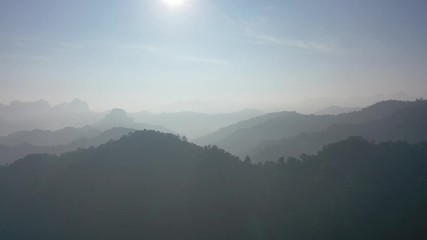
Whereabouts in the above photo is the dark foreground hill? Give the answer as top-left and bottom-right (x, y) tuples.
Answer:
(0, 131), (426, 239)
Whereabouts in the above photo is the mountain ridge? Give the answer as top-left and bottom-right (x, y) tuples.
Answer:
(1, 131), (426, 239)
(196, 100), (427, 158)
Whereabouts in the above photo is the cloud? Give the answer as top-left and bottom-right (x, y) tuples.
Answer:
(212, 9), (348, 56)
(109, 42), (231, 66)
(109, 43), (159, 52)
(245, 28), (347, 55)
(176, 55), (232, 66)
(0, 55), (49, 61)
(0, 36), (83, 53)
(54, 41), (82, 50)
(9, 37), (79, 48)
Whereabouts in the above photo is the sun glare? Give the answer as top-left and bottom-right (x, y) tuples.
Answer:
(163, 0), (187, 7)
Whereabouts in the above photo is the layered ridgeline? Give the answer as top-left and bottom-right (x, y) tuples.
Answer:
(0, 100), (171, 136)
(0, 109), (173, 165)
(0, 109), (259, 165)
(131, 109), (262, 139)
(0, 99), (101, 136)
(0, 126), (101, 147)
(0, 108), (171, 148)
(0, 128), (136, 165)
(0, 131), (426, 239)
(251, 101), (427, 161)
(93, 108), (170, 133)
(0, 99), (261, 139)
(195, 100), (427, 160)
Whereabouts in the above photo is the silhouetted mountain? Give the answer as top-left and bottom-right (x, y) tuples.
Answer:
(69, 127), (137, 147)
(196, 100), (427, 158)
(0, 99), (261, 138)
(54, 98), (90, 111)
(0, 128), (136, 165)
(0, 107), (171, 164)
(0, 126), (100, 146)
(292, 91), (413, 113)
(0, 99), (102, 135)
(251, 101), (427, 161)
(336, 99), (427, 124)
(131, 109), (262, 139)
(0, 108), (174, 143)
(315, 105), (361, 115)
(94, 109), (172, 133)
(0, 133), (426, 239)
(195, 111), (336, 156)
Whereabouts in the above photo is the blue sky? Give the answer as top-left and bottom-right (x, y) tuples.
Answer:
(0, 0), (426, 112)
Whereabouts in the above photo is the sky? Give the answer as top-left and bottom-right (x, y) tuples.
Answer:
(0, 0), (426, 112)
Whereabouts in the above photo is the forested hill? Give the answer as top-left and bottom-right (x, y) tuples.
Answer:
(0, 131), (426, 239)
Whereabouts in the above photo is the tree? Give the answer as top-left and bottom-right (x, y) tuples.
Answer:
(244, 156), (252, 164)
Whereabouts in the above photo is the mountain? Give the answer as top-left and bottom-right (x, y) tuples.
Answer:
(53, 98), (91, 112)
(196, 100), (427, 158)
(0, 126), (100, 147)
(195, 111), (336, 157)
(0, 99), (103, 136)
(0, 128), (136, 165)
(314, 105), (362, 115)
(0, 107), (171, 146)
(250, 101), (427, 161)
(0, 130), (245, 239)
(0, 132), (426, 239)
(0, 108), (171, 164)
(290, 91), (414, 114)
(94, 109), (172, 133)
(0, 99), (261, 138)
(130, 109), (262, 139)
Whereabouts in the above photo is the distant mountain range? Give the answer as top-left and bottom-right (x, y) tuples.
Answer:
(94, 108), (171, 133)
(2, 98), (426, 165)
(250, 102), (427, 161)
(195, 111), (336, 156)
(0, 99), (102, 136)
(0, 126), (101, 147)
(0, 108), (172, 165)
(130, 109), (262, 139)
(0, 108), (171, 147)
(195, 100), (427, 160)
(297, 91), (414, 114)
(314, 105), (362, 115)
(0, 128), (136, 165)
(0, 105), (260, 164)
(0, 99), (262, 138)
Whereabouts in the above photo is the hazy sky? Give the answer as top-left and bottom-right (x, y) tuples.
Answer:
(0, 0), (426, 112)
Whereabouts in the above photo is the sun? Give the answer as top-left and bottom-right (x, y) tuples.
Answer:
(163, 0), (187, 7)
